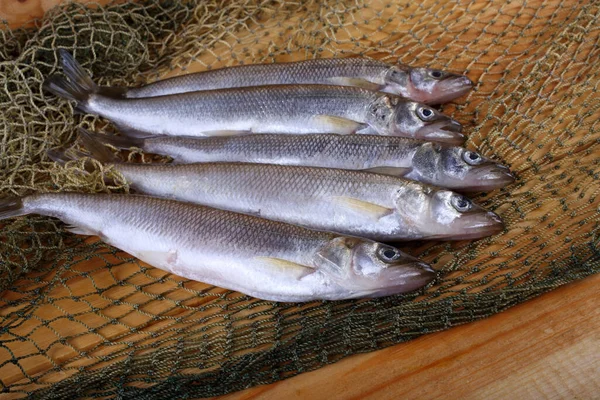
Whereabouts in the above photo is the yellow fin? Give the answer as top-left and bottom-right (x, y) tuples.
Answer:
(364, 166), (411, 177)
(312, 115), (366, 135)
(255, 257), (314, 280)
(330, 196), (394, 220)
(327, 77), (382, 91)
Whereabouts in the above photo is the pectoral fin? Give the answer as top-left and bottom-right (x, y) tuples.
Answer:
(137, 250), (178, 269)
(356, 125), (378, 135)
(364, 166), (411, 177)
(326, 77), (382, 91)
(255, 257), (315, 280)
(64, 224), (99, 236)
(312, 115), (366, 135)
(330, 196), (394, 220)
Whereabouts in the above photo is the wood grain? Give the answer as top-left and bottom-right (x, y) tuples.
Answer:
(219, 273), (600, 400)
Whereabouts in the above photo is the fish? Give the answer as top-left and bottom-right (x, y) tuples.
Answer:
(98, 57), (473, 105)
(92, 130), (515, 191)
(43, 51), (465, 144)
(52, 130), (505, 241)
(0, 193), (435, 302)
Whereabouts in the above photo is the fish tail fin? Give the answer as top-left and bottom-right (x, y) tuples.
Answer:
(78, 128), (119, 163)
(47, 147), (93, 177)
(87, 130), (145, 150)
(0, 197), (25, 220)
(46, 148), (73, 166)
(46, 128), (118, 168)
(43, 50), (98, 112)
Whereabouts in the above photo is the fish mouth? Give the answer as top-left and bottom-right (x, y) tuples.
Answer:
(461, 164), (516, 192)
(415, 120), (466, 145)
(425, 76), (474, 105)
(418, 210), (504, 241)
(364, 261), (436, 297)
(449, 210), (505, 240)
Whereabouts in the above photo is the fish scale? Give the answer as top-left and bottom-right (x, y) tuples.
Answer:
(122, 57), (389, 99)
(22, 193), (320, 255)
(100, 162), (503, 241)
(73, 129), (514, 198)
(104, 57), (471, 106)
(114, 162), (406, 237)
(2, 192), (435, 301)
(89, 84), (379, 137)
(135, 134), (423, 167)
(45, 52), (466, 143)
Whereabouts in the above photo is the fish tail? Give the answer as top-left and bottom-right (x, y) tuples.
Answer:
(85, 130), (145, 150)
(78, 128), (119, 163)
(46, 146), (94, 179)
(43, 50), (98, 112)
(46, 128), (118, 168)
(0, 197), (25, 220)
(46, 148), (73, 166)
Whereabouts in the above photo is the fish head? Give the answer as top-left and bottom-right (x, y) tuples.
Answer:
(393, 186), (504, 240)
(409, 143), (516, 191)
(314, 237), (435, 296)
(388, 100), (465, 145)
(383, 65), (473, 104)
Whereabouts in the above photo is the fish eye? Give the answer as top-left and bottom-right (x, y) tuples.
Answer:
(417, 107), (436, 121)
(429, 70), (445, 79)
(462, 151), (484, 165)
(451, 195), (473, 212)
(377, 246), (401, 263)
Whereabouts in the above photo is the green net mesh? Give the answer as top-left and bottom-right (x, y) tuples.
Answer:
(1, 0), (599, 397)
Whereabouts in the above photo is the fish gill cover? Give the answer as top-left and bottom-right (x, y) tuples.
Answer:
(0, 0), (598, 398)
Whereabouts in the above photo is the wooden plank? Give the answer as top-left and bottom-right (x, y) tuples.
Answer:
(219, 273), (600, 400)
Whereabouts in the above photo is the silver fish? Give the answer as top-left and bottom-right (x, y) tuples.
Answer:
(92, 130), (515, 192)
(43, 52), (465, 144)
(100, 57), (473, 105)
(57, 132), (505, 241)
(0, 193), (435, 302)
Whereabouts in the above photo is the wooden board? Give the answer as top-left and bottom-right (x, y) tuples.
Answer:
(219, 273), (600, 400)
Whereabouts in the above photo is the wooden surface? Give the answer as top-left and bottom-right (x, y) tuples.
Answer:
(220, 273), (600, 400)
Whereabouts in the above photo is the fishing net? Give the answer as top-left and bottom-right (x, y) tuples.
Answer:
(0, 0), (598, 397)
